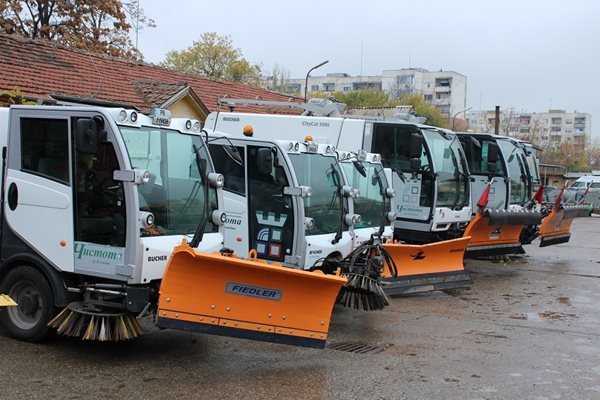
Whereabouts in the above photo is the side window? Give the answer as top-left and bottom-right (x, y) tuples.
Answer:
(208, 144), (246, 195)
(372, 125), (429, 171)
(21, 118), (69, 184)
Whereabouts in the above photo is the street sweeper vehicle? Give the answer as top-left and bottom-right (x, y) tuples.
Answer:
(458, 132), (587, 249)
(204, 98), (472, 294)
(338, 148), (471, 294)
(206, 132), (396, 309)
(0, 105), (345, 348)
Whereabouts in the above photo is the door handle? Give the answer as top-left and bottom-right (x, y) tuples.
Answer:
(7, 182), (18, 210)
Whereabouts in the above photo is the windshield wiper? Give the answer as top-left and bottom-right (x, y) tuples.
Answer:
(189, 143), (210, 248)
(330, 163), (345, 245)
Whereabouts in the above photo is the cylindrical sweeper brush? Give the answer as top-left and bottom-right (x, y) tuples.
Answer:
(335, 239), (398, 311)
(48, 302), (143, 341)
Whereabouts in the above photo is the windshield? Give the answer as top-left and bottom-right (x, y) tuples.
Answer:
(121, 126), (218, 236)
(497, 140), (527, 205)
(342, 161), (387, 229)
(422, 129), (468, 208)
(289, 153), (346, 236)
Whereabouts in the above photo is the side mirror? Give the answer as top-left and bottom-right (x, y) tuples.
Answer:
(487, 142), (500, 163)
(409, 133), (424, 159)
(256, 148), (273, 176)
(410, 158), (421, 171)
(75, 118), (106, 154)
(352, 160), (367, 177)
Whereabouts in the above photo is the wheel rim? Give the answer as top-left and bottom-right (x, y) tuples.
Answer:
(7, 281), (44, 329)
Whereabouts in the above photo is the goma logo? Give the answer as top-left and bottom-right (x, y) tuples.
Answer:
(225, 282), (282, 301)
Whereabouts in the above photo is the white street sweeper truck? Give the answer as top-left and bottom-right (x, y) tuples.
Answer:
(0, 105), (345, 348)
(203, 99), (472, 294)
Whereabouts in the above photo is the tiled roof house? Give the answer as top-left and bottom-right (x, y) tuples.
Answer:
(0, 34), (300, 118)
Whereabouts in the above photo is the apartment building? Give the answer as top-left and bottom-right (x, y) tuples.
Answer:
(466, 109), (592, 151)
(264, 68), (467, 118)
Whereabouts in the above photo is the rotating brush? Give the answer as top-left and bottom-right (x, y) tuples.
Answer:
(336, 237), (398, 311)
(48, 302), (143, 341)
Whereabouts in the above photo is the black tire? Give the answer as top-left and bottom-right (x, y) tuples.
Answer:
(0, 266), (56, 342)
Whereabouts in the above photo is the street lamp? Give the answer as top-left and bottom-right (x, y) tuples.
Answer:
(304, 60), (329, 102)
(452, 107), (472, 131)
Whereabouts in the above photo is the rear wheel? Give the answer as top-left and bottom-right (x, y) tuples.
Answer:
(0, 266), (56, 342)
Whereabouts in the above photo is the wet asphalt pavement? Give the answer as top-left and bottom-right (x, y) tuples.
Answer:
(1, 217), (600, 400)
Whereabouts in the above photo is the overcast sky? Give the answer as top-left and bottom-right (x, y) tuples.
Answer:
(136, 0), (599, 140)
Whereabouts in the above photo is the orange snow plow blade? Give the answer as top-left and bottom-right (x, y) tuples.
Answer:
(538, 205), (589, 247)
(381, 237), (472, 295)
(463, 209), (542, 258)
(0, 294), (17, 307)
(157, 242), (346, 349)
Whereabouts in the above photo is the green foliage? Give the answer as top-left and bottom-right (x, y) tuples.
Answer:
(0, 88), (36, 105)
(329, 89), (390, 107)
(539, 141), (592, 172)
(162, 32), (262, 85)
(397, 93), (448, 128)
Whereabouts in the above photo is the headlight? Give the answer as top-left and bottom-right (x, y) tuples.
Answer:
(193, 121), (201, 132)
(342, 185), (353, 197)
(130, 111), (138, 123)
(211, 210), (226, 226)
(208, 172), (225, 188)
(300, 185), (312, 197)
(118, 110), (127, 122)
(185, 120), (192, 130)
(386, 211), (397, 222)
(139, 211), (154, 229)
(134, 169), (151, 184)
(385, 188), (396, 198)
(304, 217), (315, 230)
(344, 213), (361, 226)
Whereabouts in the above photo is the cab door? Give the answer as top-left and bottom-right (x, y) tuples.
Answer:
(4, 110), (75, 272)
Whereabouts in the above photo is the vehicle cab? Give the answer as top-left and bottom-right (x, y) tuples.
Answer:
(359, 121), (471, 243)
(207, 134), (357, 270)
(339, 149), (395, 247)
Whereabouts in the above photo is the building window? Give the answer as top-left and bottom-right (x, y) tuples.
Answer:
(343, 86), (351, 92)
(424, 94), (433, 101)
(323, 83), (335, 91)
(435, 78), (452, 87)
(551, 117), (562, 124)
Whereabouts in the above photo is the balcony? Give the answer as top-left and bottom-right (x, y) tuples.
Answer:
(434, 86), (451, 93)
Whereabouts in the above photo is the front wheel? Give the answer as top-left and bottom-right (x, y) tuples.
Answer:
(0, 266), (56, 342)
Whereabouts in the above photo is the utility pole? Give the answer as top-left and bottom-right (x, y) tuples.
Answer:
(494, 106), (500, 135)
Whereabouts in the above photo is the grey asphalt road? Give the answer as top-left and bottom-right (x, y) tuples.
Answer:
(1, 217), (599, 400)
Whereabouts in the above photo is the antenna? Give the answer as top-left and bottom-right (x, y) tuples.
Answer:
(360, 43), (363, 78)
(135, 0), (140, 50)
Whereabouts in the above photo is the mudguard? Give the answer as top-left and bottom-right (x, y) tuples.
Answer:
(381, 237), (472, 295)
(463, 209), (542, 257)
(0, 294), (17, 307)
(157, 242), (346, 349)
(538, 205), (589, 247)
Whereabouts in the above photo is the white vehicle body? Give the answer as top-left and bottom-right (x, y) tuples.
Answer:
(458, 133), (533, 213)
(205, 108), (471, 243)
(0, 105), (226, 341)
(338, 149), (394, 246)
(206, 133), (357, 270)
